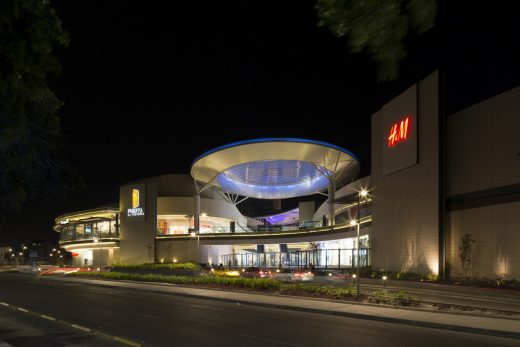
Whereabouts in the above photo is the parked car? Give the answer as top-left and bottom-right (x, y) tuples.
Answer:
(240, 267), (272, 278)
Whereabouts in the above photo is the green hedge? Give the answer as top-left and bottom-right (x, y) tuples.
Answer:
(69, 271), (280, 290)
(111, 262), (201, 270)
(68, 271), (418, 306)
(69, 272), (355, 298)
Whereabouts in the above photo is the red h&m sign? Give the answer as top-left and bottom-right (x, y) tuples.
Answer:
(388, 116), (411, 147)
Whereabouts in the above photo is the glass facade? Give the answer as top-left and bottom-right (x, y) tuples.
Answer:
(157, 215), (235, 235)
(335, 201), (372, 224)
(222, 236), (370, 269)
(59, 219), (119, 242)
(222, 248), (370, 269)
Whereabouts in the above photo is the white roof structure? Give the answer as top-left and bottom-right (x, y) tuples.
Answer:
(191, 138), (359, 199)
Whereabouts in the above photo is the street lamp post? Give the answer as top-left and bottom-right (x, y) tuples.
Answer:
(190, 231), (199, 263)
(99, 227), (102, 270)
(94, 236), (101, 271)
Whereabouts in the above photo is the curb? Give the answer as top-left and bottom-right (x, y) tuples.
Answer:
(0, 301), (142, 346)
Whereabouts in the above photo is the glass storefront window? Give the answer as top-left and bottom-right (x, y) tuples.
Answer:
(59, 218), (119, 242)
(157, 220), (168, 235)
(156, 215), (237, 235)
(110, 220), (119, 234)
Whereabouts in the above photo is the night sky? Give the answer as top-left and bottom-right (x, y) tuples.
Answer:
(2, 0), (519, 242)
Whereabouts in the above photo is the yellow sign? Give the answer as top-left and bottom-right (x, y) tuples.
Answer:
(128, 187), (144, 217)
(132, 189), (140, 208)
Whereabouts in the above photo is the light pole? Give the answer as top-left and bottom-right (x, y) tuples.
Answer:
(190, 231), (199, 264)
(94, 236), (102, 271)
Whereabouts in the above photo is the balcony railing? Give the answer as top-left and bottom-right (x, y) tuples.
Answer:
(156, 217), (371, 237)
(60, 230), (120, 242)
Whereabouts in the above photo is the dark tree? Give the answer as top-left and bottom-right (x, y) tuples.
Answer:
(316, 0), (437, 81)
(0, 0), (82, 216)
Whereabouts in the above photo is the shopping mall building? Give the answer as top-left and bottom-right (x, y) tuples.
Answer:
(54, 72), (520, 279)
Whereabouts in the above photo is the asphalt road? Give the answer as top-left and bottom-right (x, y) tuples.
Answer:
(0, 306), (117, 347)
(0, 273), (519, 347)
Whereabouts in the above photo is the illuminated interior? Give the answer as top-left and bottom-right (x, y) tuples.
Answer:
(256, 208), (300, 226)
(226, 236), (370, 268)
(157, 214), (235, 235)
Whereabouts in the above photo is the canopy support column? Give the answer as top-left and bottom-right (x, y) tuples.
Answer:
(328, 181), (335, 227)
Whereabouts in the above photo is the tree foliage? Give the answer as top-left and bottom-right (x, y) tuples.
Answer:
(316, 0), (437, 81)
(0, 0), (82, 215)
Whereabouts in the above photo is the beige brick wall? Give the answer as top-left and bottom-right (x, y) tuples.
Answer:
(446, 87), (520, 279)
(448, 202), (520, 279)
(370, 72), (439, 274)
(447, 87), (520, 196)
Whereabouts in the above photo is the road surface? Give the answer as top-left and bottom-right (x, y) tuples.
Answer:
(0, 273), (518, 347)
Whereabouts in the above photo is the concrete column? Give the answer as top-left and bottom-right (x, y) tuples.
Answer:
(328, 181), (335, 226)
(194, 194), (200, 233)
(119, 182), (157, 264)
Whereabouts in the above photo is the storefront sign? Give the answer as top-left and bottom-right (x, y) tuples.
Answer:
(127, 187), (145, 217)
(381, 84), (417, 176)
(388, 116), (411, 147)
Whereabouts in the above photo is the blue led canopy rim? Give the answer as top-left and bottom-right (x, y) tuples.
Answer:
(217, 160), (332, 199)
(191, 138), (360, 199)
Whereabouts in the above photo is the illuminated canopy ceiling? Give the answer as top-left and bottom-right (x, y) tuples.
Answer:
(191, 138), (359, 199)
(257, 208), (300, 225)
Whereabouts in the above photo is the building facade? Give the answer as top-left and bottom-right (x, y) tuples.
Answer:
(54, 75), (520, 279)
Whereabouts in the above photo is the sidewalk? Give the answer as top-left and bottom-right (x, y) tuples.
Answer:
(41, 275), (520, 339)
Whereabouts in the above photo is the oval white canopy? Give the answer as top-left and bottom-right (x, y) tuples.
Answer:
(191, 138), (359, 199)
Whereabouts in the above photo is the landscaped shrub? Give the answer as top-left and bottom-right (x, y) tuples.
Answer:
(424, 273), (439, 281)
(68, 271), (421, 306)
(68, 271), (281, 290)
(110, 262), (202, 276)
(279, 284), (356, 299)
(369, 291), (419, 306)
(453, 277), (519, 290)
